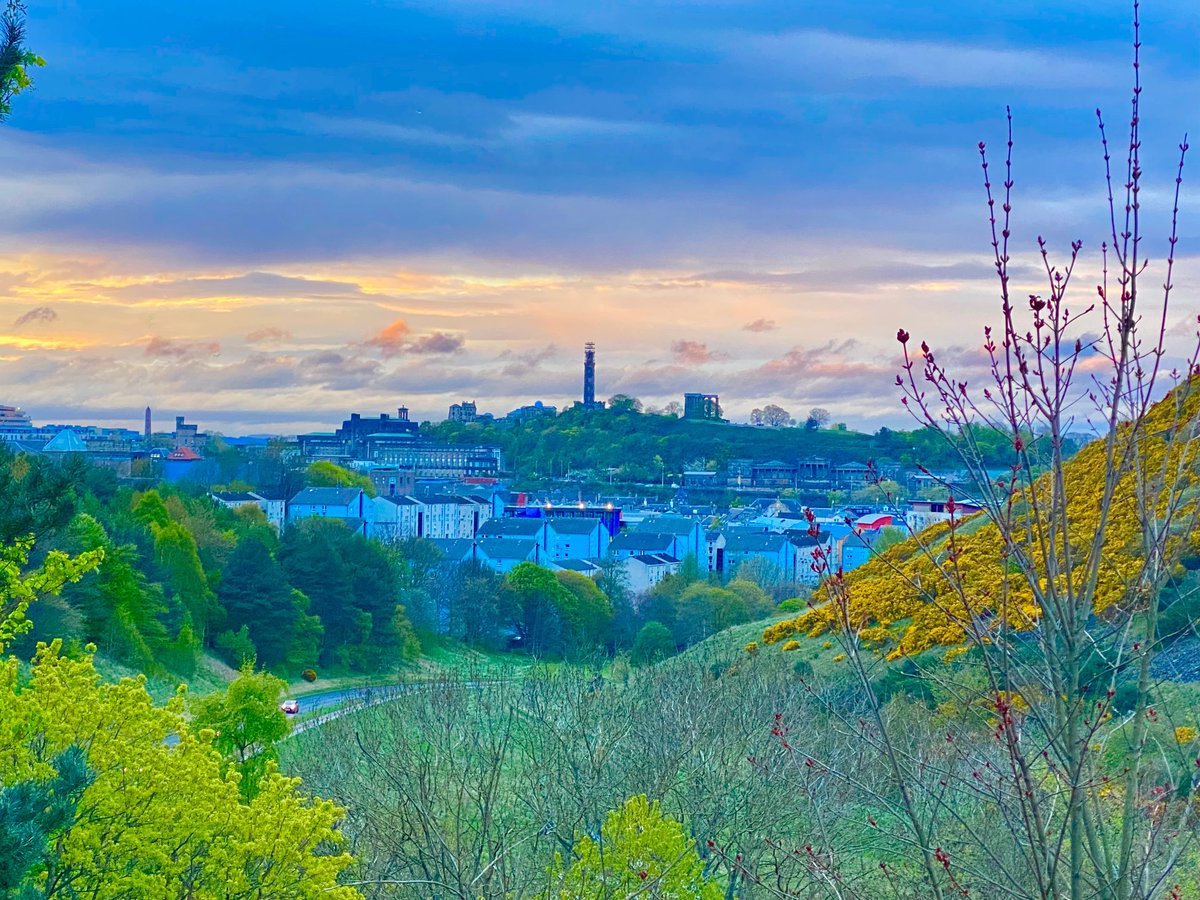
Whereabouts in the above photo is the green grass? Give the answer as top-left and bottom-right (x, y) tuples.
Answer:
(91, 651), (236, 704)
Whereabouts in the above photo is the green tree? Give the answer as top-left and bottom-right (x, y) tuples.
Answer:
(306, 461), (376, 496)
(0, 643), (358, 898)
(190, 665), (291, 799)
(540, 794), (724, 899)
(0, 0), (43, 122)
(630, 621), (674, 666)
(219, 534), (321, 670)
(61, 514), (168, 669)
(555, 570), (614, 656)
(508, 562), (568, 657)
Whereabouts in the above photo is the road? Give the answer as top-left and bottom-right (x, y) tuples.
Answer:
(284, 684), (414, 737)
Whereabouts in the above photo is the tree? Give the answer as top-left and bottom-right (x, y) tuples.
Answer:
(555, 570), (614, 657)
(305, 460), (376, 496)
(606, 394), (643, 413)
(0, 0), (42, 122)
(218, 534), (321, 670)
(805, 407), (830, 430)
(662, 401), (683, 417)
(765, 23), (1200, 898)
(190, 665), (291, 799)
(508, 562), (567, 657)
(540, 795), (724, 899)
(0, 643), (358, 898)
(761, 403), (793, 427)
(630, 621), (674, 666)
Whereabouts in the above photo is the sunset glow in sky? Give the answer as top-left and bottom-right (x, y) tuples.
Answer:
(3, 0), (1200, 433)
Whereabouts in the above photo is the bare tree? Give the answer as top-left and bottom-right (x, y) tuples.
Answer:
(767, 12), (1200, 899)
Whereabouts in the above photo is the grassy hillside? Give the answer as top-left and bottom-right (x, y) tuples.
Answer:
(765, 385), (1200, 658)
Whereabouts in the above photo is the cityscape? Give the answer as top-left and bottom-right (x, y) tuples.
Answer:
(2, 2), (1199, 898)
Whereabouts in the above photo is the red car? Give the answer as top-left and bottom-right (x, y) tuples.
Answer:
(280, 699), (299, 715)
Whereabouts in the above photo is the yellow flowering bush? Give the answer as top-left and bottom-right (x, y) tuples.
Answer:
(1175, 726), (1198, 745)
(764, 384), (1200, 659)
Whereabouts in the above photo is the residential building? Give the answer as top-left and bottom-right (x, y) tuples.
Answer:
(723, 531), (801, 582)
(551, 558), (603, 577)
(545, 517), (610, 560)
(368, 494), (423, 541)
(905, 499), (985, 534)
(477, 516), (548, 550)
(630, 516), (704, 562)
(609, 531), (678, 560)
(477, 537), (540, 573)
(210, 490), (285, 531)
(704, 529), (726, 574)
(620, 554), (680, 593)
(427, 537), (477, 565)
(287, 487), (370, 535)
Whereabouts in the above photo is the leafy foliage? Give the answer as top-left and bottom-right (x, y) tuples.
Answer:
(541, 795), (725, 899)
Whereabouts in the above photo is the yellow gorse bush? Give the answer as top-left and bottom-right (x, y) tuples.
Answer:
(764, 384), (1200, 658)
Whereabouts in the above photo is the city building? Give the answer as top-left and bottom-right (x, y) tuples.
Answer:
(905, 499), (985, 533)
(173, 416), (205, 451)
(506, 401), (557, 424)
(287, 487), (371, 535)
(477, 537), (541, 572)
(683, 393), (722, 421)
(0, 406), (34, 442)
(545, 517), (610, 560)
(723, 531), (800, 581)
(210, 490), (286, 531)
(620, 553), (680, 593)
(448, 401), (478, 423)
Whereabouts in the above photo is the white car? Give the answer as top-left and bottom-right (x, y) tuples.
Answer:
(280, 698), (299, 715)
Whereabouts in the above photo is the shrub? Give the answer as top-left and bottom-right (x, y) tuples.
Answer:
(302, 668), (318, 683)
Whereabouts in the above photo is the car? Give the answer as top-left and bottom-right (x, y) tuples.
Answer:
(280, 698), (299, 715)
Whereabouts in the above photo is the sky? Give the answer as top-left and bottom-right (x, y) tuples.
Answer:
(2, 0), (1199, 435)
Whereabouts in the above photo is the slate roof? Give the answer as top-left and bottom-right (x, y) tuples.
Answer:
(546, 517), (601, 535)
(476, 537), (538, 560)
(554, 558), (602, 574)
(629, 553), (679, 566)
(478, 518), (545, 538)
(380, 494), (422, 506)
(633, 516), (697, 536)
(211, 491), (259, 503)
(723, 532), (790, 553)
(610, 532), (675, 553)
(427, 538), (476, 561)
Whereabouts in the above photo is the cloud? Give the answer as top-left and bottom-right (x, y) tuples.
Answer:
(363, 319), (413, 357)
(13, 306), (58, 328)
(408, 331), (465, 354)
(245, 326), (293, 344)
(500, 343), (558, 377)
(671, 340), (728, 364)
(363, 319), (464, 356)
(145, 336), (221, 360)
(742, 318), (776, 333)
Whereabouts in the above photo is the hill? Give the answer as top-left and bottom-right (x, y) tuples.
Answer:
(423, 403), (1030, 482)
(764, 384), (1200, 659)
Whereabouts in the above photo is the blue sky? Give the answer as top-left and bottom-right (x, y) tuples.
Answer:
(1, 0), (1198, 433)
